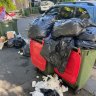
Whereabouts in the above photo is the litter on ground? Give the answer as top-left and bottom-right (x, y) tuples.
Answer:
(30, 74), (68, 96)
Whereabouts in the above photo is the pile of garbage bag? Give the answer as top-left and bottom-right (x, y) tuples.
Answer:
(52, 18), (85, 38)
(41, 37), (74, 73)
(28, 18), (92, 40)
(29, 18), (96, 73)
(28, 16), (54, 39)
(78, 27), (96, 42)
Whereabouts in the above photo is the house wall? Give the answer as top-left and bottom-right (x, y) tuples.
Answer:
(14, 0), (29, 10)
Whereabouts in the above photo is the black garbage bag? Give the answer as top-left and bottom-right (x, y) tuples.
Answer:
(49, 52), (61, 67)
(81, 18), (91, 28)
(41, 37), (74, 73)
(14, 37), (26, 49)
(40, 38), (59, 62)
(52, 18), (86, 38)
(50, 38), (74, 73)
(76, 39), (96, 49)
(40, 89), (60, 96)
(78, 27), (96, 42)
(7, 38), (15, 48)
(28, 18), (54, 39)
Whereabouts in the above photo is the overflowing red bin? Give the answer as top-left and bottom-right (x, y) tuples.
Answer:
(30, 39), (46, 71)
(30, 39), (81, 84)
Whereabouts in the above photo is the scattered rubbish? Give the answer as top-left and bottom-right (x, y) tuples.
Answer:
(30, 91), (44, 96)
(36, 76), (39, 78)
(30, 74), (68, 96)
(0, 36), (7, 50)
(18, 51), (23, 56)
(32, 81), (37, 87)
(0, 42), (5, 50)
(18, 44), (30, 57)
(0, 31), (26, 51)
(0, 36), (6, 42)
(14, 37), (26, 49)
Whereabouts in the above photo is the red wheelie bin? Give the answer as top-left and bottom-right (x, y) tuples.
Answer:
(54, 49), (96, 92)
(30, 39), (96, 92)
(30, 39), (54, 74)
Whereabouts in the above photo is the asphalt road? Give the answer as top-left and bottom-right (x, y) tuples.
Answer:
(0, 47), (92, 96)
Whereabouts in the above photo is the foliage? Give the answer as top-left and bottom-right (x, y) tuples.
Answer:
(0, 0), (16, 12)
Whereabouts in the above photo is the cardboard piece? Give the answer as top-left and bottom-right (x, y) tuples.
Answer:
(0, 42), (4, 50)
(0, 36), (7, 50)
(6, 31), (15, 39)
(0, 36), (6, 43)
(0, 40), (7, 50)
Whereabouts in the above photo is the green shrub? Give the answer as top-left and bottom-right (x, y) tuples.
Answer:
(0, 0), (16, 12)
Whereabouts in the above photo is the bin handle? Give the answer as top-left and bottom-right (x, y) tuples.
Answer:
(42, 40), (44, 45)
(73, 47), (81, 55)
(78, 48), (81, 54)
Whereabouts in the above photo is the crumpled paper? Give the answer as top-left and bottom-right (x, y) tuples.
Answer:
(30, 74), (68, 96)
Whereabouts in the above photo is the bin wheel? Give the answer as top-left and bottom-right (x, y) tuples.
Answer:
(74, 87), (81, 95)
(74, 88), (81, 95)
(34, 67), (40, 72)
(74, 89), (81, 94)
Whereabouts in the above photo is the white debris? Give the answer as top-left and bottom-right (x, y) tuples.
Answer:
(35, 81), (47, 91)
(18, 51), (20, 54)
(30, 74), (68, 96)
(36, 76), (39, 78)
(18, 51), (23, 56)
(30, 91), (44, 96)
(32, 81), (37, 88)
(20, 52), (23, 56)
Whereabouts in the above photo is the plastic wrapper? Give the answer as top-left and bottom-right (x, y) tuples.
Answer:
(52, 18), (86, 38)
(76, 40), (96, 49)
(78, 27), (96, 42)
(28, 16), (54, 39)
